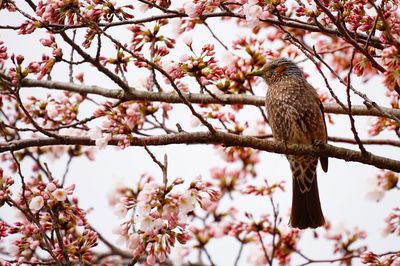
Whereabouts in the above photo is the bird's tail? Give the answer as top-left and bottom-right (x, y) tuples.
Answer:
(288, 156), (325, 229)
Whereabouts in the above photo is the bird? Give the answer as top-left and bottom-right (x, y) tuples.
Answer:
(248, 58), (328, 229)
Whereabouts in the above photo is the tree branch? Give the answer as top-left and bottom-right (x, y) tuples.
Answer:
(1, 131), (399, 172)
(33, 12), (384, 49)
(18, 78), (400, 120)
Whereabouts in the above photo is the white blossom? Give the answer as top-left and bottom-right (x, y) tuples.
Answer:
(52, 188), (67, 201)
(46, 103), (58, 119)
(29, 196), (44, 212)
(88, 127), (103, 140)
(114, 203), (128, 218)
(179, 190), (197, 214)
(243, 0), (262, 22)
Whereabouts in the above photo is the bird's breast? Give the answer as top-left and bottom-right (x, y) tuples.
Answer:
(265, 83), (324, 144)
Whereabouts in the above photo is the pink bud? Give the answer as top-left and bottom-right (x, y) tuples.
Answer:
(16, 55), (24, 65)
(46, 182), (57, 192)
(53, 48), (62, 57)
(40, 38), (53, 47)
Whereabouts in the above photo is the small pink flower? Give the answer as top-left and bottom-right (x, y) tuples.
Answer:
(179, 190), (197, 213)
(97, 134), (111, 150)
(40, 38), (53, 47)
(52, 188), (67, 201)
(183, 1), (203, 18)
(53, 47), (63, 57)
(29, 196), (44, 212)
(136, 201), (151, 217)
(88, 127), (103, 140)
(140, 216), (155, 232)
(46, 182), (57, 192)
(27, 62), (41, 73)
(360, 251), (378, 264)
(243, 2), (262, 22)
(182, 34), (193, 47)
(46, 104), (58, 119)
(127, 233), (140, 250)
(146, 253), (156, 265)
(75, 72), (84, 83)
(16, 55), (24, 65)
(114, 203), (128, 218)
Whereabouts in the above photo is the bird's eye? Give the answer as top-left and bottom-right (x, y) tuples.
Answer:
(270, 64), (278, 70)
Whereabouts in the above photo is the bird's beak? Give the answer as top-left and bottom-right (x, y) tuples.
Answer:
(246, 69), (264, 77)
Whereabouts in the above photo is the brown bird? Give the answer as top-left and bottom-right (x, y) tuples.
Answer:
(248, 58), (328, 229)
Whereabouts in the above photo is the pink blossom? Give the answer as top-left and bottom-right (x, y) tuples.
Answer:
(114, 203), (128, 218)
(29, 195), (44, 212)
(27, 62), (40, 73)
(52, 188), (67, 201)
(146, 253), (156, 265)
(40, 38), (54, 47)
(88, 127), (103, 140)
(89, 127), (111, 149)
(182, 34), (193, 47)
(127, 233), (140, 250)
(243, 1), (262, 22)
(0, 221), (8, 239)
(136, 201), (151, 217)
(179, 190), (197, 213)
(183, 1), (203, 18)
(96, 134), (111, 149)
(46, 103), (58, 119)
(360, 251), (378, 264)
(46, 182), (57, 192)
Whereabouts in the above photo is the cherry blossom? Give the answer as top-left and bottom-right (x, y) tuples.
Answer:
(29, 195), (44, 212)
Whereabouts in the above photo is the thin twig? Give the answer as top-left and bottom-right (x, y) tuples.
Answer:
(143, 145), (168, 190)
(256, 230), (271, 265)
(345, 50), (368, 154)
(61, 155), (73, 186)
(202, 246), (216, 266)
(234, 242), (245, 266)
(69, 30), (77, 83)
(203, 21), (229, 50)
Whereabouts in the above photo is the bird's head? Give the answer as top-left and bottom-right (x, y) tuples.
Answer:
(246, 58), (303, 85)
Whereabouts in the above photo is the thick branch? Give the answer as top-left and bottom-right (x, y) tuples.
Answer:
(1, 132), (399, 172)
(20, 79), (400, 120)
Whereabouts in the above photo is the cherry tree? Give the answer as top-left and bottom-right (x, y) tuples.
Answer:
(0, 0), (399, 265)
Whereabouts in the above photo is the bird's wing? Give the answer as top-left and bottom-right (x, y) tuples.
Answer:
(306, 81), (329, 172)
(319, 101), (329, 172)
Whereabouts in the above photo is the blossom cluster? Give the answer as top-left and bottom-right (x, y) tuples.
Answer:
(24, 92), (83, 128)
(91, 100), (163, 148)
(111, 175), (220, 264)
(224, 212), (300, 266)
(219, 146), (260, 177)
(325, 225), (368, 259)
(129, 20), (175, 54)
(241, 180), (286, 196)
(0, 41), (8, 70)
(181, 43), (225, 87)
(383, 207), (400, 237)
(182, 0), (222, 18)
(361, 250), (400, 265)
(0, 168), (98, 265)
(0, 168), (14, 205)
(366, 170), (399, 202)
